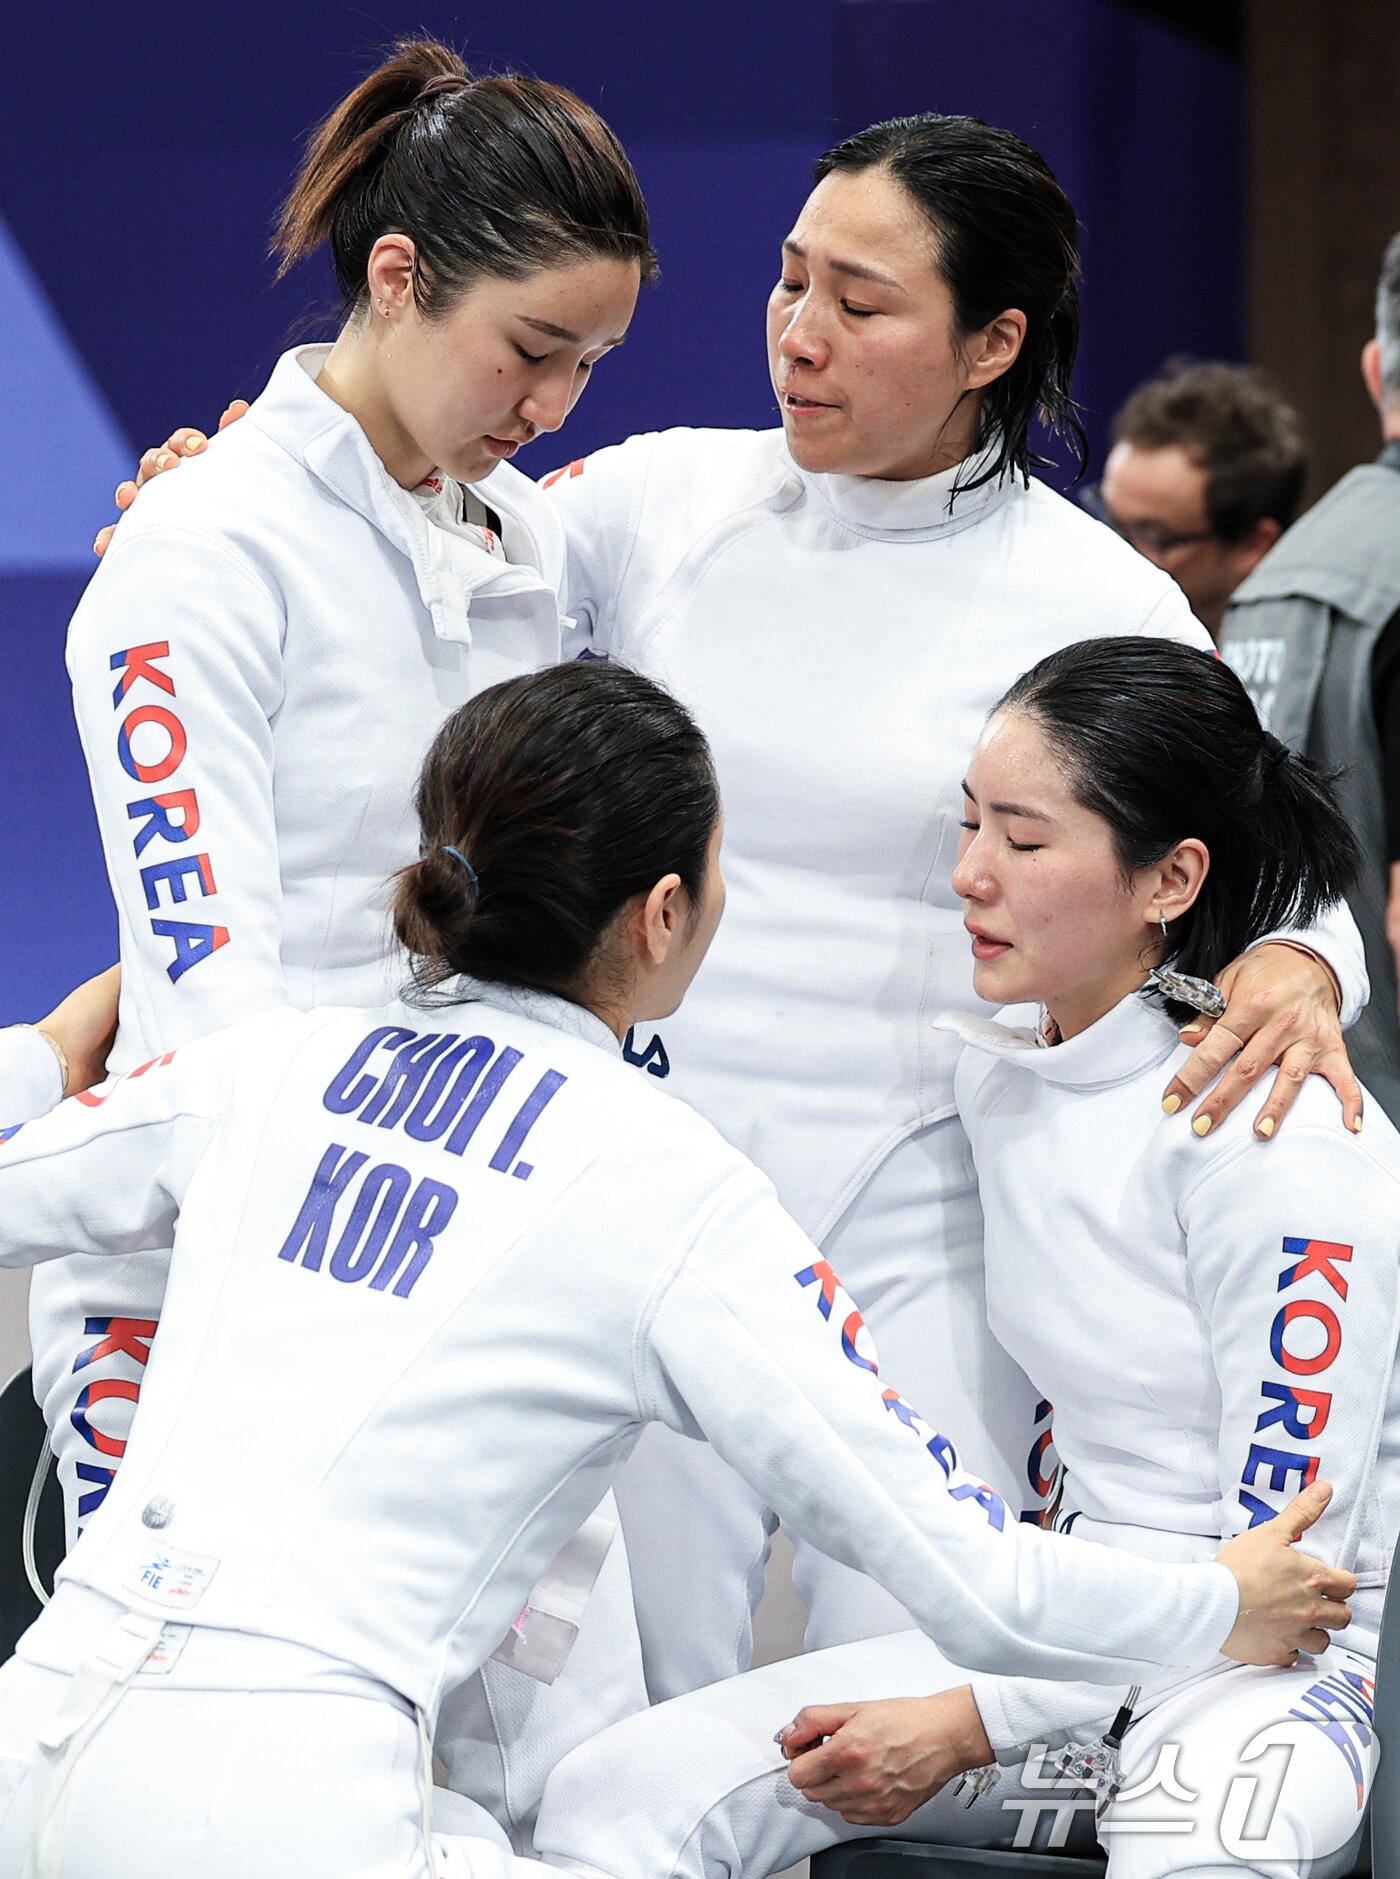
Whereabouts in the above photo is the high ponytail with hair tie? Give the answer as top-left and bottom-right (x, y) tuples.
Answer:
(272, 36), (655, 312)
(413, 71), (474, 111)
(1261, 730), (1292, 773)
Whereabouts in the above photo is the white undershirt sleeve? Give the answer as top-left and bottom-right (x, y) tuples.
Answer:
(1247, 900), (1369, 1030)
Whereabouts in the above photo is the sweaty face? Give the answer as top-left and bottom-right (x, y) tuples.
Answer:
(950, 710), (1161, 1039)
(1098, 442), (1251, 633)
(766, 168), (986, 481)
(382, 257), (639, 487)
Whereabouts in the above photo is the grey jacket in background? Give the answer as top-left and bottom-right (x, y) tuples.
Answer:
(1220, 448), (1400, 1122)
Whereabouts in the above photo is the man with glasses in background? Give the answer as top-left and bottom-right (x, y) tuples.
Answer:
(1085, 358), (1307, 643)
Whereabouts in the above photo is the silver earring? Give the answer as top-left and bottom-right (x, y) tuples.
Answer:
(1159, 916), (1169, 937)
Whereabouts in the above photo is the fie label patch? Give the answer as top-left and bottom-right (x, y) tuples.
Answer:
(125, 1543), (220, 1609)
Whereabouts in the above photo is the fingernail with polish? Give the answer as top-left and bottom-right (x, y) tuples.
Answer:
(1192, 1114), (1213, 1137)
(1351, 1115), (1364, 1133)
(1161, 1093), (1182, 1115)
(1257, 1116), (1275, 1139)
(774, 1725), (794, 1744)
(187, 433), (205, 451)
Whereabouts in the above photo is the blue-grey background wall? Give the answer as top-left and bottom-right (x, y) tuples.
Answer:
(0, 0), (1240, 1022)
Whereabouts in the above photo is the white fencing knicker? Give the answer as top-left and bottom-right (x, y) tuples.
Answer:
(0, 1585), (547, 1879)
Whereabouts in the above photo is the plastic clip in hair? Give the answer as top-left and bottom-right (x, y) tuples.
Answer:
(1147, 966), (1227, 1019)
(442, 844), (480, 897)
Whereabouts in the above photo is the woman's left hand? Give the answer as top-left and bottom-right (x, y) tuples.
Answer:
(1160, 943), (1362, 1140)
(36, 965), (121, 1098)
(777, 1689), (993, 1826)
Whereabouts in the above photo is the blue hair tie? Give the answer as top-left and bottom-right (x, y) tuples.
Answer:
(442, 844), (480, 897)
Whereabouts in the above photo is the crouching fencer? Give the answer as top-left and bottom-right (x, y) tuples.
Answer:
(0, 663), (1355, 1879)
(534, 643), (1394, 1879)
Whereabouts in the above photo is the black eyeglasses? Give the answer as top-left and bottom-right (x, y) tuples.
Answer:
(1080, 483), (1219, 558)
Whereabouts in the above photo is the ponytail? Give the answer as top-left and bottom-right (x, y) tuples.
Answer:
(1230, 731), (1361, 966)
(994, 639), (1359, 995)
(273, 38), (656, 314)
(275, 41), (467, 278)
(393, 663), (718, 1003)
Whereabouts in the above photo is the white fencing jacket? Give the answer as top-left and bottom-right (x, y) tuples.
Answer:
(544, 429), (1367, 1241)
(0, 988), (1245, 1719)
(68, 344), (568, 1060)
(939, 991), (1400, 1754)
(31, 345), (571, 1485)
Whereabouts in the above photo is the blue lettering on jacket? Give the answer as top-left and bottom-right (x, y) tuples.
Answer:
(321, 1027), (569, 1182)
(277, 1146), (457, 1299)
(796, 1263), (1006, 1532)
(623, 1028), (669, 1078)
(1240, 1236), (1348, 1526)
(109, 642), (229, 983)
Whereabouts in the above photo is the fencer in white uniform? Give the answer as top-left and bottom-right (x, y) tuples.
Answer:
(540, 126), (1368, 1690)
(24, 44), (655, 1849)
(36, 341), (582, 1534)
(534, 641), (1389, 1879)
(115, 110), (1368, 1712)
(0, 662), (1356, 1879)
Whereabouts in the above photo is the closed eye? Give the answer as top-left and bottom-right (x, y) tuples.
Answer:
(1008, 840), (1042, 853)
(515, 345), (547, 365)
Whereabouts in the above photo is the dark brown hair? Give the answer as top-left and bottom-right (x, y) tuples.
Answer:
(394, 663), (719, 1002)
(997, 638), (1357, 1001)
(275, 39), (657, 314)
(1113, 360), (1307, 539)
(815, 114), (1086, 495)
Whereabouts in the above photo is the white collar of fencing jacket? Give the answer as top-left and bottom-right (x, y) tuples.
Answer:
(796, 439), (1015, 542)
(452, 977), (624, 1057)
(935, 988), (1182, 1090)
(247, 346), (567, 651)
